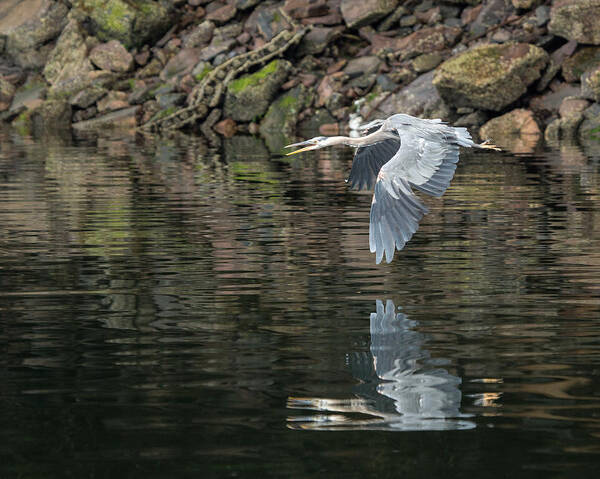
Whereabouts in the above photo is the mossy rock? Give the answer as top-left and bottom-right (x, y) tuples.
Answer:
(224, 59), (292, 122)
(582, 66), (600, 102)
(259, 85), (313, 153)
(433, 42), (548, 111)
(548, 0), (600, 45)
(73, 0), (173, 49)
(562, 47), (600, 82)
(259, 85), (312, 133)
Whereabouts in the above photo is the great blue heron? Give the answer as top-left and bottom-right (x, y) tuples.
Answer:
(285, 113), (500, 264)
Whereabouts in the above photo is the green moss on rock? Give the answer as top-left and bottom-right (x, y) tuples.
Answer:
(224, 59), (291, 122)
(228, 60), (280, 94)
(433, 43), (548, 111)
(73, 0), (173, 49)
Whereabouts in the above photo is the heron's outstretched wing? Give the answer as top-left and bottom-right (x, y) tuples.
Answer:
(347, 131), (399, 190)
(379, 114), (474, 198)
(369, 177), (429, 264)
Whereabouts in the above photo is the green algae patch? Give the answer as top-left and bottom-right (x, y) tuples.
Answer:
(194, 65), (213, 83)
(228, 60), (280, 95)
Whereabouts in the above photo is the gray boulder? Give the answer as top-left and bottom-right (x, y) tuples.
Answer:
(224, 59), (291, 122)
(433, 43), (548, 111)
(43, 19), (96, 98)
(72, 0), (173, 49)
(582, 66), (600, 102)
(549, 0), (600, 45)
(0, 0), (68, 68)
(363, 70), (450, 120)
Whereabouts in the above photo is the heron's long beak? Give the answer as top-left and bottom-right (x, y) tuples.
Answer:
(284, 140), (317, 156)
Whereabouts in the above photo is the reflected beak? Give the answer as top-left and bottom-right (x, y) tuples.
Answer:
(284, 140), (318, 156)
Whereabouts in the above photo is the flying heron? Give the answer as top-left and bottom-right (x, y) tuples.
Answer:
(285, 113), (500, 264)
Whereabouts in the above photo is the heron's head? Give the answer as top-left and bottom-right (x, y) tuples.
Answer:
(284, 136), (330, 156)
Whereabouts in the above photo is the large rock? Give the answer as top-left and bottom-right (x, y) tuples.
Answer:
(72, 105), (140, 130)
(0, 0), (68, 68)
(581, 66), (600, 102)
(562, 47), (600, 83)
(341, 0), (398, 29)
(260, 85), (312, 153)
(0, 78), (16, 112)
(545, 96), (589, 144)
(362, 70), (450, 120)
(548, 0), (600, 45)
(479, 109), (541, 154)
(433, 43), (548, 111)
(260, 85), (311, 134)
(224, 59), (291, 122)
(43, 19), (95, 97)
(72, 0), (173, 49)
(578, 103), (600, 148)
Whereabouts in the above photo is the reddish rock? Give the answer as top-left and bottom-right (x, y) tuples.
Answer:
(281, 78), (300, 90)
(135, 50), (150, 66)
(97, 91), (129, 112)
(214, 118), (237, 137)
(236, 31), (251, 44)
(462, 4), (483, 25)
(327, 60), (347, 74)
(415, 7), (442, 25)
(559, 97), (590, 118)
(316, 76), (335, 107)
(301, 12), (344, 25)
(479, 109), (541, 154)
(206, 4), (237, 24)
(298, 73), (317, 87)
(89, 40), (134, 73)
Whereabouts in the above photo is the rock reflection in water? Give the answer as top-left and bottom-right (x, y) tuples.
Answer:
(287, 300), (475, 431)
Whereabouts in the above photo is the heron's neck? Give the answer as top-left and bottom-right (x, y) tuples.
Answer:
(344, 130), (399, 147)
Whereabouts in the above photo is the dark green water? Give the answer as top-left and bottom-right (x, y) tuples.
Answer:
(2, 128), (600, 478)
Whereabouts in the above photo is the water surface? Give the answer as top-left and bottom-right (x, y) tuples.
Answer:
(1, 129), (600, 477)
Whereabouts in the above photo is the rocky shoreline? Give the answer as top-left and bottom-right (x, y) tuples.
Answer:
(1, 0), (600, 153)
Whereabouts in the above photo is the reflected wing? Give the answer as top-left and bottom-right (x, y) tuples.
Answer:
(369, 177), (428, 264)
(347, 135), (399, 191)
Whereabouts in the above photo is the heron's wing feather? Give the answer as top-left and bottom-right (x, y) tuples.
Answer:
(380, 116), (474, 198)
(347, 138), (399, 190)
(369, 177), (429, 264)
(409, 142), (460, 197)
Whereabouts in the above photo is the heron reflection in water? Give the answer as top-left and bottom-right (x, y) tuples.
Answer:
(286, 113), (500, 263)
(287, 300), (475, 431)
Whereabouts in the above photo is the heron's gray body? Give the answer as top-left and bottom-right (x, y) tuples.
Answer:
(366, 114), (476, 263)
(285, 113), (498, 264)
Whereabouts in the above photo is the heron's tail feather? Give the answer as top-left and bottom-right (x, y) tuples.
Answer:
(369, 179), (428, 264)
